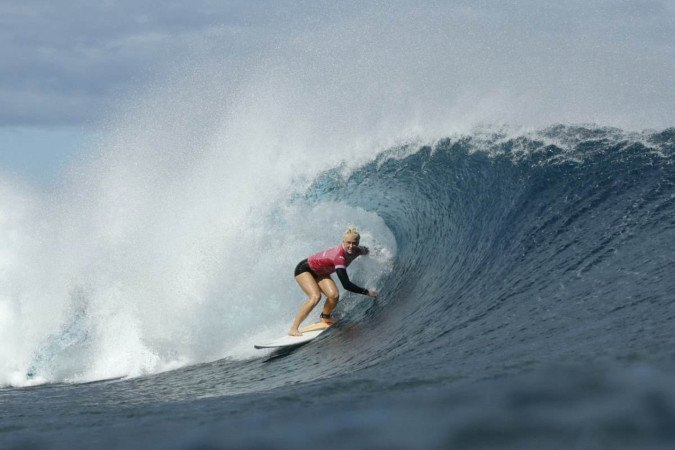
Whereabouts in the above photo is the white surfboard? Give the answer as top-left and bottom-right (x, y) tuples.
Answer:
(254, 322), (331, 349)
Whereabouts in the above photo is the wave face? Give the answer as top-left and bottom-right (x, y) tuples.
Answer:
(296, 125), (675, 383)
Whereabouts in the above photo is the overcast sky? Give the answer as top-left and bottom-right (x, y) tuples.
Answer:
(1, 0), (674, 184)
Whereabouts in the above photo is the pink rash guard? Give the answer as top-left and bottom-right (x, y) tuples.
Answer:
(307, 244), (362, 277)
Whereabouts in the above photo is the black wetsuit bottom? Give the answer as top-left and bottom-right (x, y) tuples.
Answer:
(294, 259), (318, 278)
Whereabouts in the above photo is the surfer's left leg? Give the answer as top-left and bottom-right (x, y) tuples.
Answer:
(318, 277), (339, 324)
(289, 272), (323, 336)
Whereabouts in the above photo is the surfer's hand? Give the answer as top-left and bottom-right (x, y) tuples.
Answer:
(367, 290), (378, 297)
(359, 246), (369, 255)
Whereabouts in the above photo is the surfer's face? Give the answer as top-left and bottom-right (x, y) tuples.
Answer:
(343, 236), (359, 254)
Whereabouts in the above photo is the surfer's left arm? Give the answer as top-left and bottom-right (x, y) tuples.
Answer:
(358, 245), (369, 255)
(335, 268), (377, 297)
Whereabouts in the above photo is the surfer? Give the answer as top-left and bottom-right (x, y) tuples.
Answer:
(288, 226), (378, 336)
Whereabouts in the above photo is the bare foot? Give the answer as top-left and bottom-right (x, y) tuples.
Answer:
(288, 329), (303, 337)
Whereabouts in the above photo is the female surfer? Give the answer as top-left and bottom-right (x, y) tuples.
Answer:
(289, 226), (378, 336)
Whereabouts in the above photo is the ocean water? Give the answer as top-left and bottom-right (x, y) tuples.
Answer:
(2, 1), (675, 447)
(1, 125), (674, 449)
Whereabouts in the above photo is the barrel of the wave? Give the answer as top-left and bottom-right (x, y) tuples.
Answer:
(253, 225), (378, 349)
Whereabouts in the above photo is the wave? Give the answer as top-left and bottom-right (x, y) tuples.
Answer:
(294, 125), (675, 381)
(1, 125), (673, 388)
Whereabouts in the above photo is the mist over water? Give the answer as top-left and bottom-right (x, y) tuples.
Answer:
(1, 1), (673, 390)
(0, 122), (397, 386)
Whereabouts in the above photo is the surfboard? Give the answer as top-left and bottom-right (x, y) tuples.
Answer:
(254, 322), (331, 349)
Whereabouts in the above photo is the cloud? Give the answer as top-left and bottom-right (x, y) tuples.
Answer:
(0, 0), (673, 129)
(0, 0), (264, 126)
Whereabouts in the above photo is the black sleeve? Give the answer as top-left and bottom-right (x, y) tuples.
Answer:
(335, 268), (369, 295)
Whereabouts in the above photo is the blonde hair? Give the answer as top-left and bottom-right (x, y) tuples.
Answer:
(343, 225), (360, 241)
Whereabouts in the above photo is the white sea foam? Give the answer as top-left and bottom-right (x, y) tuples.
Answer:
(0, 75), (398, 386)
(2, 0), (672, 387)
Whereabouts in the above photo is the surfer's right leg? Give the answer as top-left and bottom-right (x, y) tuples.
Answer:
(289, 272), (322, 336)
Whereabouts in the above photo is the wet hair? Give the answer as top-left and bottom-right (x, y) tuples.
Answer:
(343, 225), (360, 241)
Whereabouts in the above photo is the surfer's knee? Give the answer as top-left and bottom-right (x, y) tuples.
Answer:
(308, 294), (321, 306)
(326, 292), (339, 304)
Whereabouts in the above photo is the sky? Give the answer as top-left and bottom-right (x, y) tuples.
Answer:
(1, 0), (674, 184)
(0, 0), (265, 183)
